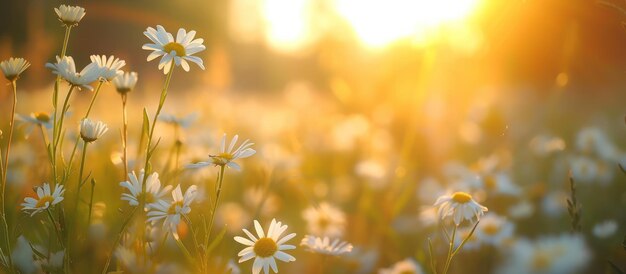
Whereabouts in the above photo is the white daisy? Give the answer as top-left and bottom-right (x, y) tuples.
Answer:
(300, 235), (353, 256)
(113, 71), (138, 94)
(158, 112), (198, 129)
(496, 234), (591, 274)
(474, 213), (515, 247)
(45, 56), (103, 91)
(302, 202), (346, 237)
(147, 185), (198, 234)
(378, 258), (424, 274)
(593, 220), (618, 239)
(54, 5), (86, 27)
(234, 219), (296, 274)
(0, 57), (30, 82)
(90, 55), (125, 82)
(21, 183), (65, 216)
(434, 191), (488, 225)
(79, 118), (108, 143)
(142, 25), (206, 74)
(119, 170), (172, 210)
(187, 134), (256, 171)
(16, 112), (54, 138)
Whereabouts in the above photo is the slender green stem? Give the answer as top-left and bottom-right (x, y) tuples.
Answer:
(101, 207), (137, 274)
(442, 225), (457, 274)
(46, 208), (67, 274)
(1, 81), (18, 273)
(53, 86), (75, 153)
(60, 26), (72, 58)
(86, 179), (95, 230)
(174, 235), (195, 266)
(84, 81), (104, 119)
(204, 165), (225, 265)
(428, 238), (437, 274)
(73, 141), (89, 223)
(183, 215), (205, 271)
(121, 94), (129, 179)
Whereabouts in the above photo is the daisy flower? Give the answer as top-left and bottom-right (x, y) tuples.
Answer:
(0, 57), (30, 82)
(300, 235), (353, 256)
(434, 191), (488, 225)
(21, 183), (65, 216)
(54, 5), (86, 27)
(90, 55), (125, 82)
(496, 234), (590, 274)
(234, 219), (296, 274)
(302, 202), (346, 237)
(378, 258), (424, 274)
(17, 112), (54, 138)
(120, 170), (172, 210)
(45, 56), (103, 91)
(147, 185), (198, 234)
(79, 118), (108, 143)
(474, 213), (515, 247)
(187, 134), (256, 171)
(113, 71), (138, 94)
(158, 112), (198, 129)
(142, 25), (206, 74)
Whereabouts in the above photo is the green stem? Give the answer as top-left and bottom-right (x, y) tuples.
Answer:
(53, 86), (75, 154)
(442, 225), (457, 274)
(84, 81), (104, 119)
(60, 26), (72, 58)
(51, 26), (72, 186)
(121, 94), (128, 179)
(204, 165), (225, 264)
(1, 81), (17, 273)
(86, 179), (95, 230)
(101, 207), (137, 274)
(183, 215), (204, 271)
(46, 208), (67, 274)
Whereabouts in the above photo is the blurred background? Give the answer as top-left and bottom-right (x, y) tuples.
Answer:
(2, 0), (626, 273)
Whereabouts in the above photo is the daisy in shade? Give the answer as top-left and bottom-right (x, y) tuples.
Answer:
(54, 5), (86, 27)
(147, 185), (198, 234)
(0, 57), (30, 82)
(234, 219), (296, 274)
(142, 25), (205, 74)
(16, 112), (54, 138)
(113, 71), (138, 94)
(120, 170), (172, 210)
(90, 55), (125, 82)
(434, 191), (488, 225)
(302, 202), (346, 237)
(79, 118), (108, 143)
(45, 56), (103, 91)
(300, 235), (353, 256)
(21, 183), (65, 216)
(187, 134), (256, 171)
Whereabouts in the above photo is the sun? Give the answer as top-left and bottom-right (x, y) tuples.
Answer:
(335, 0), (482, 48)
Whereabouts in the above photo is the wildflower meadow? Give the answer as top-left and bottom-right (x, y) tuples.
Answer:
(1, 1), (626, 273)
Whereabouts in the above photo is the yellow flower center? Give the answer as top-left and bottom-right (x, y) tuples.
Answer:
(34, 112), (50, 123)
(211, 153), (234, 166)
(531, 252), (551, 271)
(167, 201), (184, 215)
(163, 42), (186, 57)
(35, 195), (55, 208)
(483, 176), (497, 190)
(254, 237), (278, 258)
(317, 214), (331, 230)
(451, 192), (472, 204)
(137, 192), (156, 205)
(482, 223), (500, 236)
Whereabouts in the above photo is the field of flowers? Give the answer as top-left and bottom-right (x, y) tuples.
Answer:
(1, 1), (626, 274)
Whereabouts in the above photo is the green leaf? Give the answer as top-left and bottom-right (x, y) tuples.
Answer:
(142, 108), (150, 137)
(206, 225), (227, 256)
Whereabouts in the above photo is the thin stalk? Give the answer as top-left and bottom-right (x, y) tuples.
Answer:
(73, 141), (89, 224)
(204, 165), (225, 266)
(121, 94), (128, 179)
(1, 81), (18, 272)
(51, 26), (72, 186)
(174, 235), (195, 266)
(442, 225), (457, 274)
(53, 86), (75, 152)
(60, 26), (72, 58)
(46, 208), (67, 274)
(183, 215), (205, 270)
(84, 81), (104, 119)
(86, 179), (95, 229)
(101, 207), (137, 274)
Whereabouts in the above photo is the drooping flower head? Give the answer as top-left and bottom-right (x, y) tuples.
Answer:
(434, 191), (488, 226)
(300, 235), (353, 256)
(234, 219), (296, 274)
(79, 118), (108, 143)
(0, 57), (30, 82)
(45, 56), (103, 91)
(21, 183), (65, 216)
(187, 134), (256, 171)
(147, 185), (198, 234)
(142, 25), (206, 74)
(54, 5), (86, 27)
(113, 71), (138, 94)
(120, 170), (172, 210)
(90, 55), (125, 82)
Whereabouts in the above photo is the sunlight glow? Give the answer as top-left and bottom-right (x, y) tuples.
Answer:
(335, 0), (481, 47)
